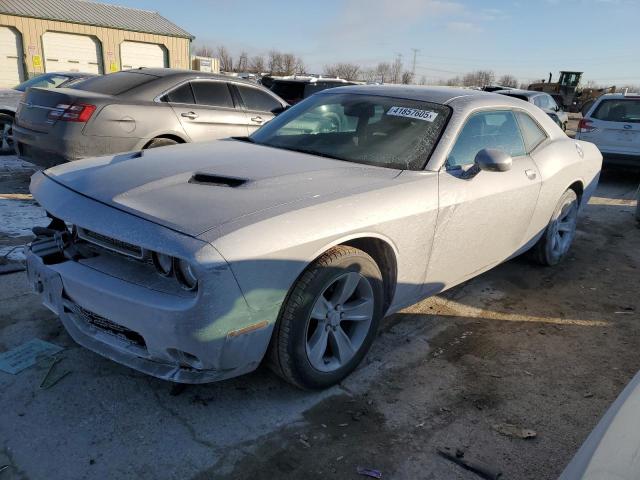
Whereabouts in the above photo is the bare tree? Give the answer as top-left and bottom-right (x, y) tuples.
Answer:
(267, 50), (283, 75)
(446, 76), (463, 87)
(401, 71), (414, 85)
(419, 75), (427, 85)
(323, 63), (361, 80)
(376, 62), (391, 83)
(194, 45), (215, 57)
(463, 70), (495, 87)
(498, 74), (518, 88)
(390, 56), (403, 84)
(294, 57), (305, 75)
(236, 51), (249, 72)
(217, 46), (233, 72)
(249, 55), (265, 74)
(281, 53), (298, 75)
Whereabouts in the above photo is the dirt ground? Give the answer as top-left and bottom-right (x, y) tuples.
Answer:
(0, 153), (639, 480)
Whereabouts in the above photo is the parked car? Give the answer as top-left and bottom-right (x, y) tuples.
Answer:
(13, 68), (288, 167)
(0, 72), (95, 155)
(25, 86), (601, 389)
(267, 76), (357, 105)
(576, 92), (640, 168)
(560, 370), (640, 480)
(495, 89), (569, 131)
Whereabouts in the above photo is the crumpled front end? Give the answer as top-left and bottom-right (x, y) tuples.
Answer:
(27, 172), (280, 383)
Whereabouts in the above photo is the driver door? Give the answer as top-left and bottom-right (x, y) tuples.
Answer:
(426, 110), (542, 288)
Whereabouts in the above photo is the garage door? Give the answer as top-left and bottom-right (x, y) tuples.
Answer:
(120, 41), (167, 70)
(0, 27), (24, 87)
(42, 32), (102, 74)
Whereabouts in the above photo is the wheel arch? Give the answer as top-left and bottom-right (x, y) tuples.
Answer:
(141, 133), (187, 149)
(301, 233), (399, 315)
(0, 109), (15, 117)
(568, 179), (584, 202)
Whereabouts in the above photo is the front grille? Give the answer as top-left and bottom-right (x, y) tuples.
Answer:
(77, 227), (143, 259)
(68, 302), (146, 348)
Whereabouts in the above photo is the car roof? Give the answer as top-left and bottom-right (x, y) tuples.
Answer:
(494, 89), (542, 98)
(320, 84), (493, 104)
(123, 68), (259, 86)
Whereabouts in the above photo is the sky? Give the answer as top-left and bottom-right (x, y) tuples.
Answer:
(100, 0), (640, 86)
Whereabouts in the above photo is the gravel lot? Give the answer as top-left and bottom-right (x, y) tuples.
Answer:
(0, 153), (638, 480)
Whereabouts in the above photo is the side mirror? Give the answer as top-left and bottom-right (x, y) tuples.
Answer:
(271, 105), (290, 116)
(474, 148), (512, 172)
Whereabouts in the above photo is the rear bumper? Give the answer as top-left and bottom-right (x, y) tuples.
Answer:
(13, 123), (140, 168)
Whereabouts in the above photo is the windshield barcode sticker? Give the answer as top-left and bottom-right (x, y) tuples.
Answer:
(386, 106), (438, 122)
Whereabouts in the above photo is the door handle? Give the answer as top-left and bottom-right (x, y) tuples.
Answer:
(525, 169), (537, 180)
(251, 116), (264, 124)
(181, 111), (198, 119)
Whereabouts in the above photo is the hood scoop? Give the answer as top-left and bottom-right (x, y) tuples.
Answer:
(188, 173), (247, 188)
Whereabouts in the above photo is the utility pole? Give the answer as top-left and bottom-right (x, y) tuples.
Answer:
(411, 48), (420, 76)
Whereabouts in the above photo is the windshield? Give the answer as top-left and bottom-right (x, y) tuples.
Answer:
(250, 93), (451, 170)
(14, 74), (71, 92)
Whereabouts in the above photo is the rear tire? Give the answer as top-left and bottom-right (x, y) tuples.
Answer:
(268, 246), (384, 390)
(144, 137), (178, 149)
(0, 113), (15, 156)
(533, 189), (579, 266)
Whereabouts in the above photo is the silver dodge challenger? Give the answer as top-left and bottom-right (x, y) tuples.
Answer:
(26, 86), (602, 389)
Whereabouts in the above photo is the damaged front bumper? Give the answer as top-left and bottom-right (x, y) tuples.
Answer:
(26, 247), (276, 383)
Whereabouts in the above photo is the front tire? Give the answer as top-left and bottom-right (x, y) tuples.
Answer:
(269, 246), (384, 390)
(0, 113), (15, 156)
(533, 189), (579, 265)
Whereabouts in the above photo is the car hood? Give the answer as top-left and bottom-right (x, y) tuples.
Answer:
(44, 139), (400, 237)
(0, 88), (21, 109)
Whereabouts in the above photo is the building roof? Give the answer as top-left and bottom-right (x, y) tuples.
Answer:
(0, 0), (194, 39)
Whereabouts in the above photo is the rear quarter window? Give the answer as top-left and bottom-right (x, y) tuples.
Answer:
(515, 111), (548, 152)
(592, 99), (640, 123)
(71, 71), (157, 96)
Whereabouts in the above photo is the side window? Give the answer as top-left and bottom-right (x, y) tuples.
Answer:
(447, 111), (526, 168)
(191, 81), (234, 108)
(533, 96), (545, 108)
(163, 83), (195, 104)
(546, 95), (559, 111)
(515, 112), (548, 152)
(236, 85), (282, 112)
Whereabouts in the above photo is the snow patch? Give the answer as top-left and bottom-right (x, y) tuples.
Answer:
(0, 154), (38, 173)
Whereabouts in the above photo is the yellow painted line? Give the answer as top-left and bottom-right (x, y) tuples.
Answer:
(589, 196), (637, 207)
(0, 193), (33, 200)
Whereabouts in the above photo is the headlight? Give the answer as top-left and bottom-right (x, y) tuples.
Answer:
(174, 258), (198, 291)
(152, 252), (173, 276)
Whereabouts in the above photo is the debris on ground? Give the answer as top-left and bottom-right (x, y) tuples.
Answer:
(583, 392), (594, 398)
(298, 434), (311, 448)
(40, 356), (71, 390)
(0, 339), (64, 375)
(356, 466), (383, 478)
(437, 446), (502, 480)
(492, 423), (537, 439)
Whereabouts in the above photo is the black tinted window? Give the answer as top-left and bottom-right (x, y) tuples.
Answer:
(237, 85), (282, 112)
(164, 83), (194, 104)
(270, 81), (305, 104)
(592, 99), (640, 123)
(516, 112), (547, 152)
(72, 71), (156, 95)
(191, 81), (234, 108)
